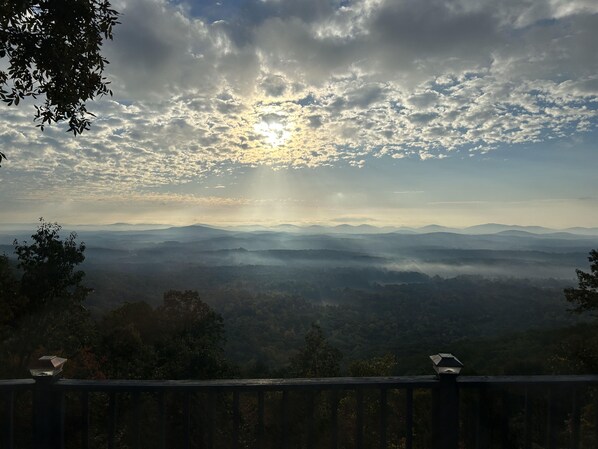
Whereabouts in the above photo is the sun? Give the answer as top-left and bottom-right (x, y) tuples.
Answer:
(254, 114), (291, 147)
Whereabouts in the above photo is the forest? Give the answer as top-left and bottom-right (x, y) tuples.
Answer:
(2, 221), (598, 449)
(1, 220), (597, 380)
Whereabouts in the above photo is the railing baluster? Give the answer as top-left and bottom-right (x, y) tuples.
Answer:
(81, 391), (89, 449)
(12, 371), (598, 449)
(59, 390), (65, 449)
(258, 391), (265, 449)
(232, 391), (240, 449)
(500, 389), (510, 449)
(356, 389), (364, 449)
(184, 393), (191, 449)
(331, 389), (339, 449)
(471, 388), (480, 449)
(571, 387), (580, 449)
(524, 387), (532, 449)
(108, 392), (117, 449)
(307, 392), (315, 449)
(594, 391), (598, 449)
(282, 390), (289, 449)
(546, 388), (557, 449)
(406, 387), (413, 449)
(158, 391), (166, 449)
(132, 391), (141, 449)
(379, 388), (387, 449)
(208, 391), (215, 449)
(3, 390), (14, 449)
(476, 386), (490, 449)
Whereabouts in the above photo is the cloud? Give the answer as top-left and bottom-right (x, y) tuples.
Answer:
(0, 0), (596, 198)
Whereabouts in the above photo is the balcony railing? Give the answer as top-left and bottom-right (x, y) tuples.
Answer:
(1, 355), (598, 449)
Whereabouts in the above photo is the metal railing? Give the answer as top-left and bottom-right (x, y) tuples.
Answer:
(1, 357), (598, 449)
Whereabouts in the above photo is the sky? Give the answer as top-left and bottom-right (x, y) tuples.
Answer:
(1, 0), (597, 228)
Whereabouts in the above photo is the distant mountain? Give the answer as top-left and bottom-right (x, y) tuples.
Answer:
(494, 230), (550, 238)
(393, 228), (419, 234)
(494, 230), (598, 240)
(129, 224), (232, 240)
(461, 224), (598, 236)
(4, 222), (598, 247)
(273, 224), (304, 232)
(565, 227), (598, 236)
(417, 224), (459, 233)
(332, 224), (397, 234)
(236, 224), (398, 235)
(4, 221), (592, 282)
(0, 222), (38, 231)
(66, 223), (172, 232)
(464, 223), (555, 234)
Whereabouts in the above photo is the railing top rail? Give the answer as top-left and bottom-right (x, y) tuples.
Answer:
(3, 374), (598, 393)
(458, 374), (598, 386)
(0, 379), (35, 390)
(54, 374), (598, 391)
(56, 375), (439, 391)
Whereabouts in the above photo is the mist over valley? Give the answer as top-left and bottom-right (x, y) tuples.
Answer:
(1, 222), (593, 370)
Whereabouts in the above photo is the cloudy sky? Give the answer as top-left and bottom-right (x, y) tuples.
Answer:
(1, 0), (597, 228)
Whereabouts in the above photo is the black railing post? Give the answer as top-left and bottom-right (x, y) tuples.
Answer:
(430, 353), (462, 449)
(30, 356), (67, 449)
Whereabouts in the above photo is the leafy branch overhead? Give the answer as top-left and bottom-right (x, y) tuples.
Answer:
(0, 0), (119, 140)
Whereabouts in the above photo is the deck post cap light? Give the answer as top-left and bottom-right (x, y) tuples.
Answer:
(430, 353), (463, 376)
(29, 355), (67, 378)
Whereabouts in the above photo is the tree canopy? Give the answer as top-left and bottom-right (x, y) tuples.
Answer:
(289, 324), (343, 378)
(100, 291), (229, 379)
(14, 219), (90, 312)
(0, 0), (118, 151)
(0, 219), (93, 376)
(564, 249), (598, 316)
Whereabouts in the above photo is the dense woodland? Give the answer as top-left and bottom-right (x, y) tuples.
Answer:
(2, 221), (598, 449)
(1, 220), (597, 380)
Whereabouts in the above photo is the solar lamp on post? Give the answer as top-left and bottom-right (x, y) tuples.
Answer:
(30, 355), (67, 449)
(430, 353), (463, 449)
(430, 353), (463, 376)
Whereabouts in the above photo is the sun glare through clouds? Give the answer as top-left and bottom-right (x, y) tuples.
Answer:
(254, 114), (292, 148)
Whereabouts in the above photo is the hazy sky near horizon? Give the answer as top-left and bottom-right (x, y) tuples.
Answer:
(1, 0), (597, 227)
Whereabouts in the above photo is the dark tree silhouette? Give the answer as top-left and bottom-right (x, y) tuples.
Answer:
(14, 219), (90, 312)
(0, 219), (93, 376)
(0, 255), (23, 342)
(289, 324), (342, 378)
(565, 249), (598, 316)
(0, 0), (119, 147)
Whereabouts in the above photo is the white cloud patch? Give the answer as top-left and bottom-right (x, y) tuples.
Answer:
(0, 0), (597, 197)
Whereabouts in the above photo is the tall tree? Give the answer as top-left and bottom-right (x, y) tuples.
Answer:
(14, 219), (90, 312)
(0, 219), (94, 376)
(156, 290), (228, 379)
(564, 249), (598, 316)
(289, 324), (342, 378)
(557, 250), (598, 373)
(0, 0), (119, 152)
